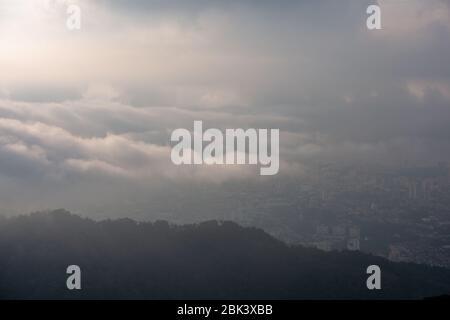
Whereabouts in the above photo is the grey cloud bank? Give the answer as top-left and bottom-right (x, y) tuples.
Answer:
(0, 0), (449, 217)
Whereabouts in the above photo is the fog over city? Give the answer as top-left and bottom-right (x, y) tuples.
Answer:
(0, 0), (449, 228)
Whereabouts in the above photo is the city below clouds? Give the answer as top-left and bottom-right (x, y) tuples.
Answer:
(0, 0), (449, 217)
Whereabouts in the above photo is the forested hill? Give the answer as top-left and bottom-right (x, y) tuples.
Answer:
(0, 210), (449, 299)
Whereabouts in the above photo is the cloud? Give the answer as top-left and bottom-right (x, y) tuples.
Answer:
(0, 96), (275, 183)
(0, 0), (450, 216)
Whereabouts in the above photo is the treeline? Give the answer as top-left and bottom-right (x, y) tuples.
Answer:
(0, 210), (449, 299)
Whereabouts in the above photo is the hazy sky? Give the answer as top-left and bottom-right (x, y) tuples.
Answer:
(0, 0), (449, 215)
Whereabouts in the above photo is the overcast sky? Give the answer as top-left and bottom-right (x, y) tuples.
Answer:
(0, 0), (449, 216)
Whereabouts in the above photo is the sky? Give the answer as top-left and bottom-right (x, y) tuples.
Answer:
(0, 0), (449, 216)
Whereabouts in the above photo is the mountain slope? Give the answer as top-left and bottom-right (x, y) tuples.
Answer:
(0, 210), (449, 299)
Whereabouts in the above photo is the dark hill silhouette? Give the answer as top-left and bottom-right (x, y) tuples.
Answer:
(0, 210), (449, 299)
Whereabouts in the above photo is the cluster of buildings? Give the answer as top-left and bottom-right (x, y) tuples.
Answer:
(226, 162), (450, 268)
(309, 225), (361, 252)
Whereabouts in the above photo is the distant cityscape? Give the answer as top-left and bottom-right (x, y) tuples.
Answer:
(69, 162), (450, 269)
(226, 162), (450, 268)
